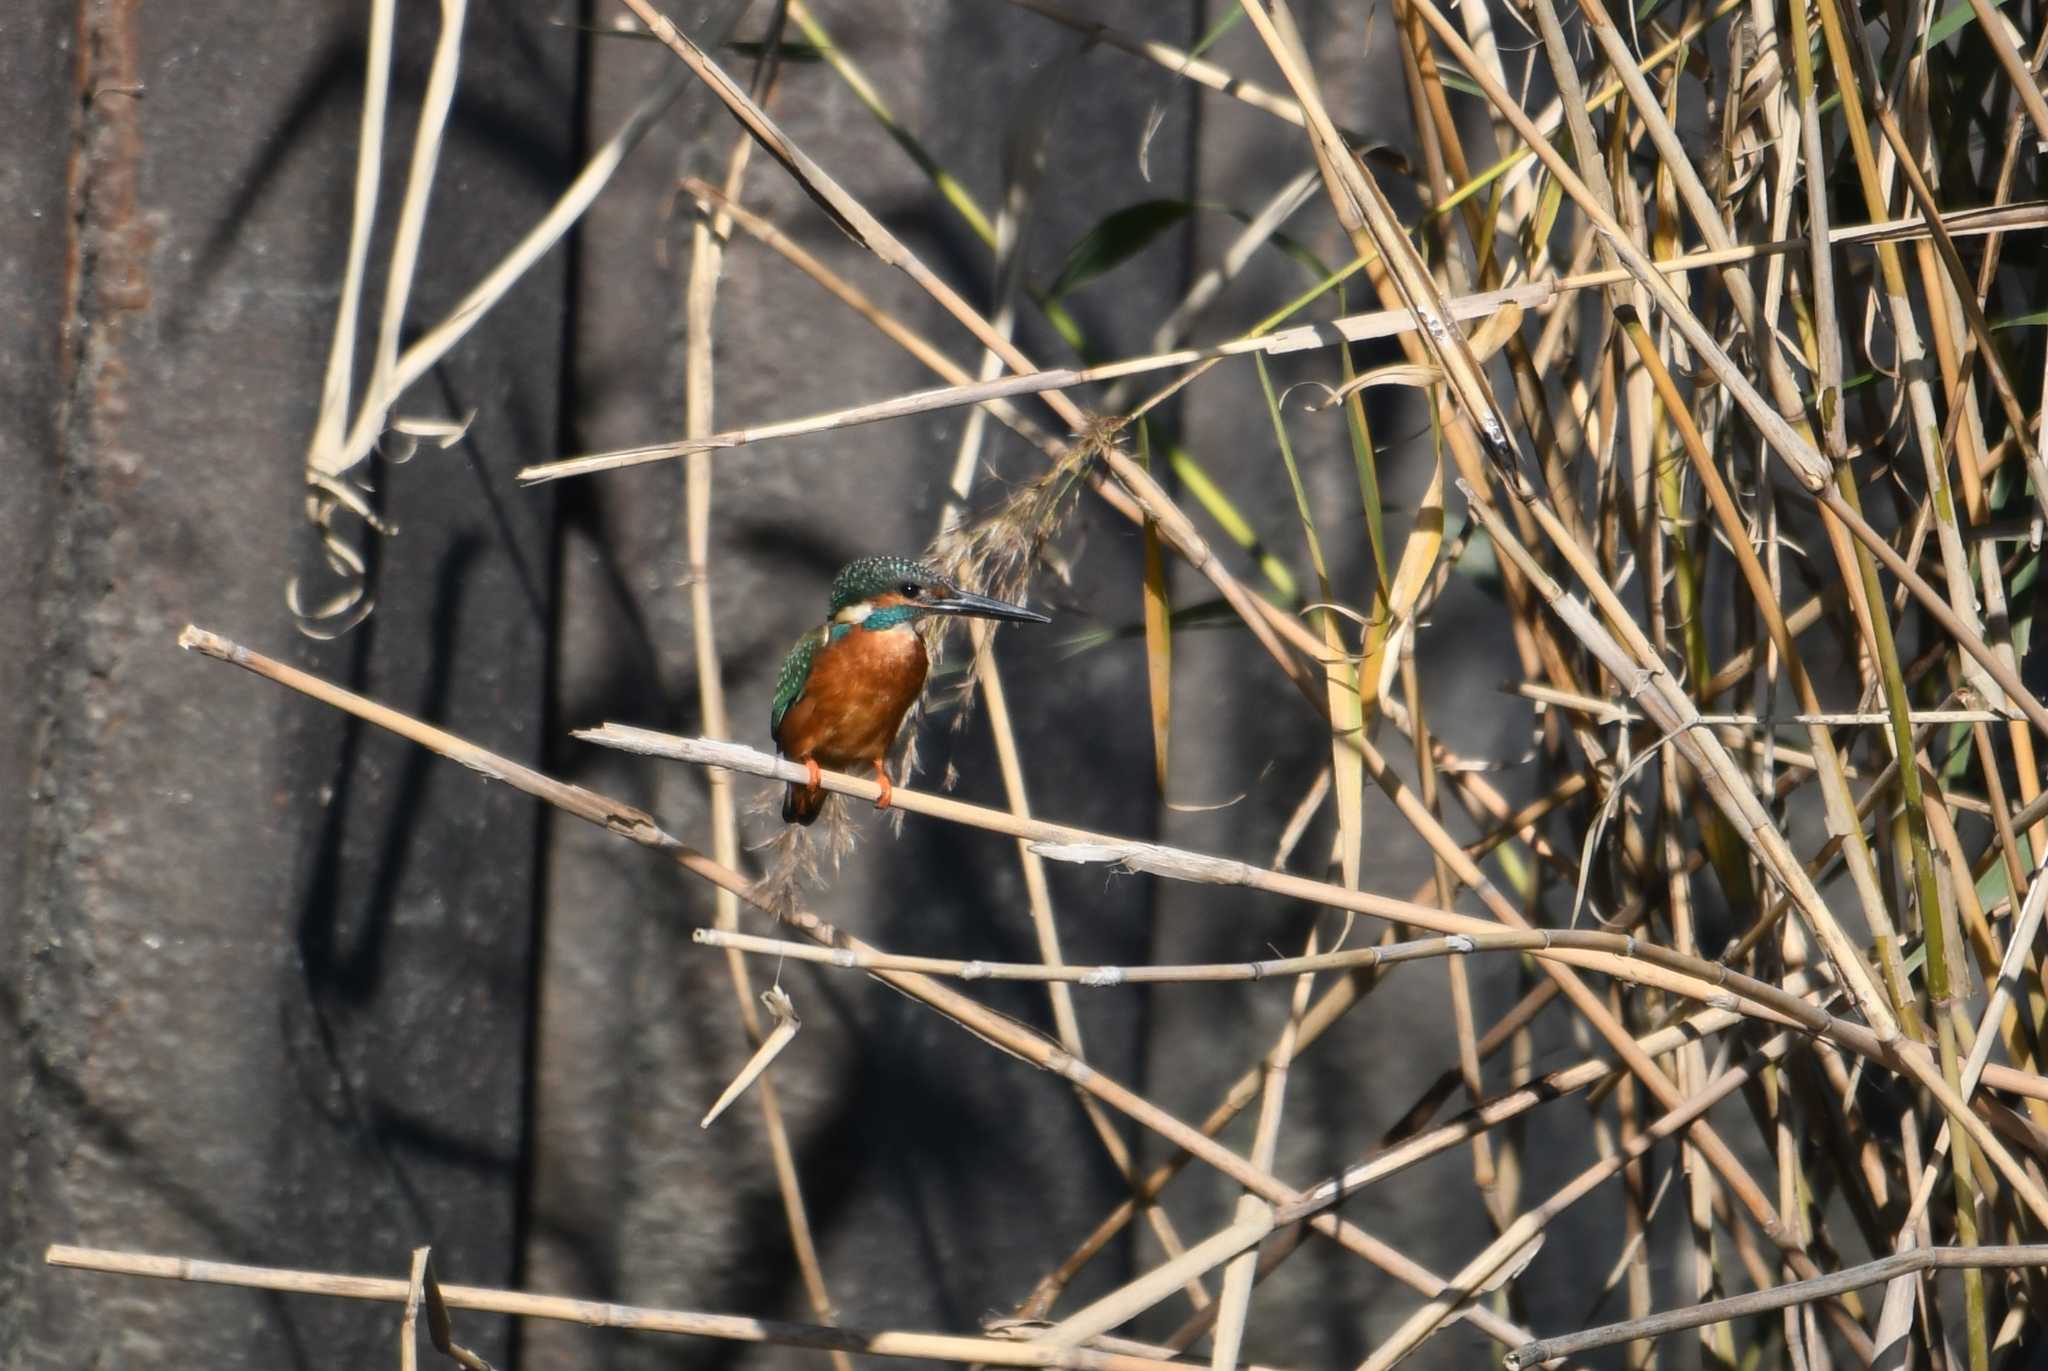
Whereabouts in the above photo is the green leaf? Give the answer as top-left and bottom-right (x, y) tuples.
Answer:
(1927, 0), (2010, 47)
(1044, 200), (1197, 301)
(1993, 308), (2048, 332)
(1490, 840), (1536, 902)
(1187, 5), (1247, 59)
(1223, 213), (1331, 282)
(1165, 440), (1299, 602)
(1339, 287), (1393, 599)
(1939, 720), (1975, 785)
(2012, 552), (2043, 599)
(1435, 66), (1488, 100)
(1990, 458), (2017, 514)
(1257, 352), (1363, 890)
(1977, 840), (2030, 910)
(1256, 353), (1326, 590)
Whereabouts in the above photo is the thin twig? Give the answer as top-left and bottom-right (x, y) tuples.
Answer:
(695, 925), (1779, 988)
(1507, 1247), (2048, 1368)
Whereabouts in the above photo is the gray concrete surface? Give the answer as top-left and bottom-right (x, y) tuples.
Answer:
(5, 2), (567, 1368)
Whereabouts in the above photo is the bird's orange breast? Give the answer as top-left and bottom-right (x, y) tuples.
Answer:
(773, 626), (929, 769)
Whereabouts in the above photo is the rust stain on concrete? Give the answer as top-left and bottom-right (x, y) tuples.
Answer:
(62, 0), (154, 417)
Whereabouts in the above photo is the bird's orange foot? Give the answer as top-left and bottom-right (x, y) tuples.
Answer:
(803, 757), (823, 801)
(871, 759), (894, 810)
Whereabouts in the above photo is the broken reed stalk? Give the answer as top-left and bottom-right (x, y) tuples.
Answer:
(697, 987), (801, 1129)
(406, 1247), (494, 1371)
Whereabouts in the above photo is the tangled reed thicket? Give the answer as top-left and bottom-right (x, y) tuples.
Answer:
(52, 0), (2048, 1367)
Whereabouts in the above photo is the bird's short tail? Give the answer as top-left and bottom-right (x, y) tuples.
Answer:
(783, 780), (826, 826)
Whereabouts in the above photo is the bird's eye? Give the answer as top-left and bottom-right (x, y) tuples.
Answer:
(900, 582), (921, 597)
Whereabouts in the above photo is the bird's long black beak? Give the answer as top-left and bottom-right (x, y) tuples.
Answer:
(926, 587), (1051, 624)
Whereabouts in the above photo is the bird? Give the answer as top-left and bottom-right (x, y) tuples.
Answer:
(771, 555), (1050, 825)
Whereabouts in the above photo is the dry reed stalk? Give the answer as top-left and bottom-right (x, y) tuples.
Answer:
(691, 925), (1789, 989)
(299, 0), (392, 520)
(992, 0), (1315, 135)
(1403, 650), (1500, 1214)
(1205, 917), (1316, 1370)
(43, 1246), (1271, 1371)
(675, 28), (850, 1362)
(675, 177), (1080, 470)
(399, 1248), (425, 1371)
(361, 0), (464, 448)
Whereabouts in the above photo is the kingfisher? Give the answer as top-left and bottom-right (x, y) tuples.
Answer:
(771, 555), (1050, 825)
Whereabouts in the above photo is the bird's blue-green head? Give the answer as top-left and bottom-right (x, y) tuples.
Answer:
(827, 555), (1050, 632)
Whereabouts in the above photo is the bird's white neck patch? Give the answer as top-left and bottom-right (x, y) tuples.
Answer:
(833, 601), (873, 625)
